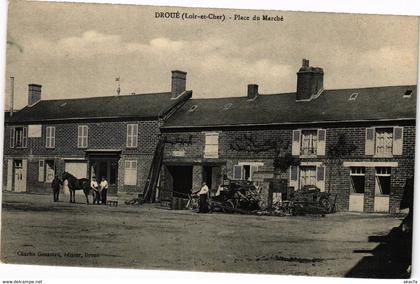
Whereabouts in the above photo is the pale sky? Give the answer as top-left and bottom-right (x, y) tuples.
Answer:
(5, 0), (419, 110)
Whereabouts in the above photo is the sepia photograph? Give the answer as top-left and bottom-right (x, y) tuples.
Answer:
(0, 0), (418, 281)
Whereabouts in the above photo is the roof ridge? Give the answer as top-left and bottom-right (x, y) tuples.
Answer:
(37, 91), (172, 103)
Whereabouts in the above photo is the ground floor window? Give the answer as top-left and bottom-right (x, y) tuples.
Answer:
(375, 167), (391, 195)
(350, 167), (365, 194)
(299, 166), (316, 188)
(232, 163), (262, 181)
(124, 160), (137, 186)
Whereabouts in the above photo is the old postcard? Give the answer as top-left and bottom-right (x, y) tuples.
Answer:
(1, 0), (418, 279)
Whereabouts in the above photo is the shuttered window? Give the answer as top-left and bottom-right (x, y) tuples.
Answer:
(38, 160), (45, 182)
(77, 125), (88, 148)
(126, 124), (138, 148)
(375, 128), (393, 156)
(12, 127), (28, 148)
(233, 165), (242, 180)
(10, 127), (15, 148)
(301, 130), (318, 156)
(204, 132), (219, 158)
(45, 126), (55, 148)
(393, 127), (403, 155)
(124, 160), (137, 185)
(300, 166), (317, 188)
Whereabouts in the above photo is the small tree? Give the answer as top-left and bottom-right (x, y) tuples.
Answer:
(326, 133), (357, 192)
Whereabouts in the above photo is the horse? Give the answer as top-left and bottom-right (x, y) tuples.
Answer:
(62, 171), (92, 204)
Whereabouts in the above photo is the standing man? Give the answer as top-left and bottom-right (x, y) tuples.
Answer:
(91, 176), (100, 205)
(51, 175), (62, 202)
(100, 176), (109, 205)
(195, 182), (209, 213)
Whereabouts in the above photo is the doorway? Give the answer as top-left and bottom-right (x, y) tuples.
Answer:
(167, 166), (193, 198)
(203, 165), (222, 191)
(89, 158), (119, 194)
(13, 159), (26, 192)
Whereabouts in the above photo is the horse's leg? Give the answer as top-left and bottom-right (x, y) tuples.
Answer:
(69, 189), (72, 203)
(85, 190), (90, 205)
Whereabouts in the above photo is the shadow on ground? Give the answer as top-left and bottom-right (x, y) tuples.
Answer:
(345, 218), (412, 279)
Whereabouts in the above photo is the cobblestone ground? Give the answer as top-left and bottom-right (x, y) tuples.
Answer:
(0, 192), (408, 277)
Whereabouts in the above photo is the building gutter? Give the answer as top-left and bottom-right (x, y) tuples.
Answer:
(161, 117), (416, 131)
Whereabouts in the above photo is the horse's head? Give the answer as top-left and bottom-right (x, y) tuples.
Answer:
(62, 171), (69, 181)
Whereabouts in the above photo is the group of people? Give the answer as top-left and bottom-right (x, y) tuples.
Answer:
(90, 176), (109, 205)
(50, 174), (108, 204)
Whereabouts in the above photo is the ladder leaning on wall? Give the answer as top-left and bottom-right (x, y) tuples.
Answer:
(142, 138), (165, 203)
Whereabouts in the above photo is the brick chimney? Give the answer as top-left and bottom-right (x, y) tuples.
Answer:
(171, 70), (187, 99)
(28, 84), (42, 106)
(247, 84), (258, 100)
(296, 59), (324, 101)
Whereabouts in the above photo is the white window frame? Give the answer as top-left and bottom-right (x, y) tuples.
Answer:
(204, 132), (219, 158)
(375, 167), (391, 196)
(11, 126), (28, 149)
(233, 162), (264, 181)
(374, 127), (393, 157)
(299, 166), (317, 188)
(124, 160), (138, 185)
(45, 126), (56, 149)
(77, 125), (89, 149)
(300, 130), (318, 156)
(350, 167), (365, 194)
(126, 124), (138, 148)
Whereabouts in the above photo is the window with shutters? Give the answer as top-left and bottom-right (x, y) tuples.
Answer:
(38, 160), (45, 182)
(77, 125), (88, 148)
(350, 167), (365, 194)
(11, 126), (28, 148)
(299, 166), (317, 188)
(45, 126), (55, 148)
(375, 167), (391, 195)
(375, 128), (393, 156)
(124, 160), (137, 185)
(204, 132), (219, 158)
(126, 124), (138, 148)
(301, 130), (318, 156)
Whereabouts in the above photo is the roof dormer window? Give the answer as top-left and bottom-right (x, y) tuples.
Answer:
(349, 93), (358, 101)
(403, 90), (413, 98)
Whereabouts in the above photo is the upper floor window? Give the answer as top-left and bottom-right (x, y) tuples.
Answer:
(292, 129), (326, 157)
(204, 132), (219, 158)
(301, 130), (318, 156)
(375, 128), (393, 156)
(45, 126), (56, 149)
(126, 124), (138, 148)
(365, 127), (403, 157)
(10, 126), (28, 148)
(78, 125), (88, 148)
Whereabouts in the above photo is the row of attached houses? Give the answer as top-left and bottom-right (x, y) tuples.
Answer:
(3, 60), (416, 213)
(3, 71), (191, 197)
(159, 60), (416, 213)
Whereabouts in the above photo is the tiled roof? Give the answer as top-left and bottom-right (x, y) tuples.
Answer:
(162, 85), (416, 129)
(9, 91), (191, 123)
